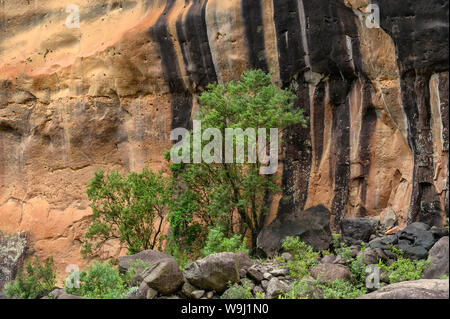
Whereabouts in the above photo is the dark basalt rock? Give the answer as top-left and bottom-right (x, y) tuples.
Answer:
(340, 218), (380, 246)
(396, 222), (444, 260)
(257, 205), (332, 257)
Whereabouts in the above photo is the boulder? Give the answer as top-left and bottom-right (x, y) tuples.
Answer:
(57, 294), (85, 299)
(184, 252), (251, 292)
(142, 259), (184, 295)
(396, 222), (442, 260)
(358, 279), (449, 299)
(49, 288), (66, 299)
(368, 235), (398, 250)
(0, 292), (8, 299)
(321, 255), (336, 264)
(191, 290), (205, 299)
(422, 236), (449, 279)
(270, 268), (289, 277)
(118, 250), (171, 285)
(181, 281), (198, 299)
(146, 288), (158, 299)
(340, 218), (380, 245)
(265, 277), (289, 299)
(310, 264), (352, 283)
(257, 205), (332, 257)
(0, 233), (28, 290)
(281, 252), (293, 261)
(135, 281), (149, 299)
(247, 265), (264, 283)
(357, 248), (378, 266)
(382, 209), (397, 230)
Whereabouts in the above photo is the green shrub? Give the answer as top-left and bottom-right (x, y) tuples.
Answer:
(65, 261), (128, 299)
(281, 279), (321, 299)
(3, 257), (56, 299)
(202, 226), (249, 257)
(378, 257), (430, 284)
(319, 279), (367, 299)
(280, 236), (320, 278)
(282, 278), (366, 299)
(82, 168), (172, 256)
(221, 280), (253, 299)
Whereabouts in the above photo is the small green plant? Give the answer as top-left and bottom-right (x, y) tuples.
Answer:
(202, 226), (249, 257)
(378, 257), (430, 283)
(3, 257), (56, 299)
(319, 279), (367, 299)
(280, 236), (320, 278)
(65, 261), (129, 299)
(221, 280), (253, 299)
(281, 279), (320, 299)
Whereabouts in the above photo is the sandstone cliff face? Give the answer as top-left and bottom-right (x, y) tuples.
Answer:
(0, 0), (448, 273)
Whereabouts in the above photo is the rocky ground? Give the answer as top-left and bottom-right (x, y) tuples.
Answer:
(1, 219), (447, 300)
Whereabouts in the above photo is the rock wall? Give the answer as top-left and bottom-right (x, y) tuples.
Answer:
(0, 0), (448, 273)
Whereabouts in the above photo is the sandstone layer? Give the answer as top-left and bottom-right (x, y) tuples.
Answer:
(0, 0), (448, 275)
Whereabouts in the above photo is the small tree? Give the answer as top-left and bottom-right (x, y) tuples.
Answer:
(167, 70), (307, 253)
(82, 168), (172, 256)
(3, 257), (56, 299)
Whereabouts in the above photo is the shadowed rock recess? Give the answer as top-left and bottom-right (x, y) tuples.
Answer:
(0, 0), (448, 273)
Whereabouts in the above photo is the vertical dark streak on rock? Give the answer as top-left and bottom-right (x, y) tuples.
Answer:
(328, 77), (351, 227)
(312, 81), (325, 166)
(272, 0), (311, 218)
(358, 82), (377, 216)
(272, 0), (306, 86)
(241, 0), (269, 72)
(375, 0), (448, 226)
(401, 71), (442, 225)
(150, 0), (193, 132)
(176, 0), (218, 91)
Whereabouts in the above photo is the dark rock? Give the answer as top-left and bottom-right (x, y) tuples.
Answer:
(350, 245), (361, 258)
(261, 280), (269, 291)
(375, 248), (389, 262)
(358, 248), (379, 265)
(253, 285), (264, 295)
(340, 218), (380, 245)
(49, 288), (66, 299)
(358, 279), (449, 299)
(265, 277), (289, 299)
(257, 205), (332, 257)
(281, 252), (293, 261)
(247, 266), (264, 283)
(270, 268), (289, 277)
(57, 294), (85, 299)
(135, 281), (149, 299)
(320, 255), (336, 264)
(368, 235), (398, 250)
(396, 223), (443, 260)
(146, 288), (158, 299)
(422, 236), (449, 279)
(0, 233), (28, 290)
(191, 290), (205, 299)
(184, 252), (248, 292)
(142, 258), (184, 295)
(118, 250), (172, 285)
(310, 263), (352, 283)
(181, 281), (197, 299)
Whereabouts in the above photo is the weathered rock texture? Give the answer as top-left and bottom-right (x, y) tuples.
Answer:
(0, 0), (448, 273)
